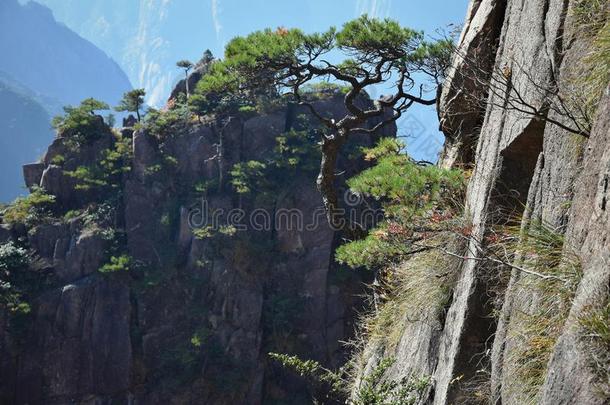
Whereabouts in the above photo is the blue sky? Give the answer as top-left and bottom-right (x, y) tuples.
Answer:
(33, 0), (469, 161)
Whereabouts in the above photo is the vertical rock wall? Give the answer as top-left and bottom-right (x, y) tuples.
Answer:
(0, 93), (395, 404)
(355, 0), (609, 404)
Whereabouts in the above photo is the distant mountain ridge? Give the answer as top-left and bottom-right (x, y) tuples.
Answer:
(0, 0), (132, 202)
(0, 70), (62, 117)
(0, 83), (53, 203)
(32, 0), (212, 107)
(0, 0), (132, 108)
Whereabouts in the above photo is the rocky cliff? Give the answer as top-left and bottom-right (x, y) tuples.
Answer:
(0, 87), (394, 404)
(353, 0), (610, 404)
(1, 2), (609, 404)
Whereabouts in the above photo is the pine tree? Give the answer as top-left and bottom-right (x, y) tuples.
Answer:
(194, 15), (452, 228)
(176, 60), (194, 98)
(116, 89), (146, 122)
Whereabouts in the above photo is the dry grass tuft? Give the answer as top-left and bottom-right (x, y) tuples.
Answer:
(497, 221), (582, 404)
(579, 295), (610, 400)
(345, 233), (465, 397)
(569, 0), (610, 126)
(363, 246), (456, 350)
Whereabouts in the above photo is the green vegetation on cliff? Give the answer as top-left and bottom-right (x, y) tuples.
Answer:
(269, 353), (431, 405)
(491, 222), (582, 404)
(2, 187), (56, 226)
(51, 98), (111, 145)
(191, 15), (452, 228)
(336, 138), (465, 270)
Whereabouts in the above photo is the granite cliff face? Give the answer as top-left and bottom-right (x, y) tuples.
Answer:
(354, 1), (610, 404)
(1, 2), (609, 404)
(0, 86), (394, 404)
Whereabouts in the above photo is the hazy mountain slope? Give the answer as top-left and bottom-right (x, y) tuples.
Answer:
(0, 0), (132, 202)
(0, 0), (131, 108)
(0, 70), (62, 116)
(0, 83), (53, 202)
(31, 0), (211, 106)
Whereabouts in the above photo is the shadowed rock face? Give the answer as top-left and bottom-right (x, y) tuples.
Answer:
(355, 1), (610, 404)
(0, 90), (395, 404)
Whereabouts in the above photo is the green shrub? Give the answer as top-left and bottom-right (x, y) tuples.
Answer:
(347, 138), (464, 219)
(192, 226), (214, 240)
(230, 160), (268, 194)
(80, 203), (115, 229)
(238, 105), (257, 114)
(229, 121), (321, 196)
(164, 155), (179, 167)
(51, 154), (66, 166)
(145, 99), (191, 139)
(274, 127), (320, 173)
(218, 225), (237, 236)
(336, 138), (465, 270)
(51, 98), (110, 145)
(64, 166), (108, 190)
(145, 164), (163, 176)
(191, 57), (278, 117)
(269, 352), (345, 401)
(0, 242), (29, 272)
(335, 228), (413, 269)
(353, 358), (431, 405)
(0, 242), (31, 315)
(2, 187), (56, 226)
(269, 353), (431, 404)
(64, 133), (132, 194)
(101, 133), (133, 179)
(63, 210), (82, 221)
(99, 255), (132, 273)
(193, 180), (218, 195)
(189, 87), (247, 117)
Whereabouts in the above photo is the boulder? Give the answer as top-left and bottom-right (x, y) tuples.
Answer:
(132, 129), (158, 180)
(22, 163), (45, 190)
(122, 114), (137, 128)
(40, 165), (75, 205)
(58, 229), (106, 282)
